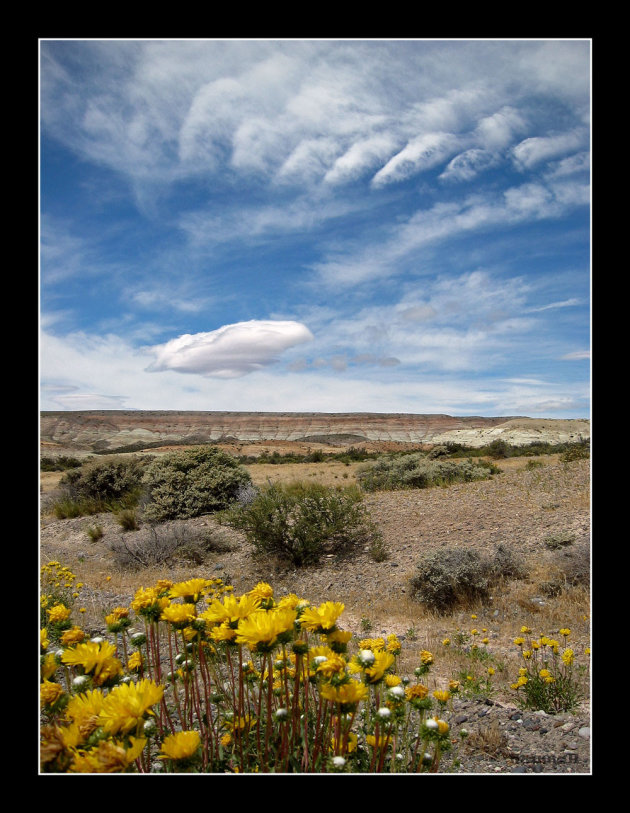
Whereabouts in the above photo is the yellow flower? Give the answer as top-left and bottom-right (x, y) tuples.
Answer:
(315, 653), (347, 678)
(521, 626), (532, 634)
(41, 652), (59, 681)
(364, 650), (395, 684)
(47, 604), (72, 623)
(384, 673), (402, 687)
(169, 579), (213, 603)
(62, 640), (121, 680)
(65, 689), (106, 733)
(201, 593), (261, 627)
(325, 629), (354, 652)
(559, 628), (571, 637)
(442, 638), (451, 646)
(448, 679), (460, 693)
(331, 731), (358, 754)
(487, 667), (495, 676)
(561, 648), (574, 666)
(159, 730), (201, 761)
(69, 737), (146, 773)
(209, 623), (238, 644)
(300, 601), (345, 633)
(433, 690), (450, 704)
(405, 684), (429, 701)
(131, 587), (170, 618)
(60, 626), (87, 647)
(127, 652), (143, 672)
(367, 733), (392, 749)
(98, 679), (164, 735)
(386, 634), (402, 655)
(248, 582), (274, 602)
(236, 608), (297, 652)
(41, 680), (65, 707)
(419, 650), (433, 666)
(513, 637), (525, 646)
(320, 680), (368, 708)
(41, 628), (49, 651)
(161, 603), (197, 628)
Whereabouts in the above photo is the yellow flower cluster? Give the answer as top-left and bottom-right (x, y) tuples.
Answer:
(41, 563), (457, 774)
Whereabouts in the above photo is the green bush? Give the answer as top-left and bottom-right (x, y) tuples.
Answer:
(227, 481), (382, 567)
(54, 456), (145, 516)
(59, 457), (143, 506)
(356, 453), (497, 492)
(142, 447), (252, 522)
(560, 441), (590, 462)
(40, 455), (85, 472)
(409, 544), (525, 614)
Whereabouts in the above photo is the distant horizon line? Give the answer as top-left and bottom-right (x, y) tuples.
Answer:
(40, 409), (589, 420)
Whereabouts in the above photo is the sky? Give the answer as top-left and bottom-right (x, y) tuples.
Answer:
(39, 39), (591, 418)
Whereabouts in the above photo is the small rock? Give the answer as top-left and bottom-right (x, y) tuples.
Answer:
(453, 714), (469, 725)
(578, 726), (590, 739)
(511, 765), (528, 773)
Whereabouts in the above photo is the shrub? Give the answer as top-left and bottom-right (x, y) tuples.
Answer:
(109, 520), (233, 569)
(40, 455), (85, 471)
(560, 441), (590, 462)
(486, 439), (511, 459)
(142, 447), (253, 522)
(57, 456), (145, 514)
(409, 544), (525, 614)
(544, 531), (575, 550)
(227, 481), (381, 567)
(356, 454), (497, 493)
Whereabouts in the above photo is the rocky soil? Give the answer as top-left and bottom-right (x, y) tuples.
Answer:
(40, 455), (591, 774)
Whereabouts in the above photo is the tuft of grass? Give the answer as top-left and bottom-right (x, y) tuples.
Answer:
(86, 524), (104, 542)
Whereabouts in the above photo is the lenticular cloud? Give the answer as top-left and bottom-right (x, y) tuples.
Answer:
(146, 320), (314, 378)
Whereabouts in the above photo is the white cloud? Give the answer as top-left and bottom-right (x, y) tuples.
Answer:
(439, 148), (499, 183)
(512, 128), (588, 170)
(323, 134), (399, 186)
(561, 350), (590, 360)
(313, 176), (589, 289)
(145, 320), (314, 378)
(528, 298), (581, 313)
(371, 132), (460, 187)
(473, 106), (526, 149)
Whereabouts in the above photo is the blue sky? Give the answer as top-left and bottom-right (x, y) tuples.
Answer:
(39, 39), (591, 418)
